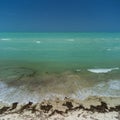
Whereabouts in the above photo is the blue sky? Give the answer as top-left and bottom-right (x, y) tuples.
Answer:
(0, 0), (120, 32)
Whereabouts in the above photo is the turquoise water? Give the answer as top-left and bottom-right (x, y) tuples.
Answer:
(0, 32), (120, 103)
(0, 32), (120, 65)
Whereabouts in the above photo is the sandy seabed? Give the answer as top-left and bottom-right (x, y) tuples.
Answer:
(0, 96), (120, 120)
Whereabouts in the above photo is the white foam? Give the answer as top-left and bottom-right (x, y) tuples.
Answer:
(0, 81), (7, 89)
(66, 39), (74, 42)
(73, 79), (120, 100)
(0, 82), (40, 104)
(106, 48), (112, 51)
(88, 67), (119, 73)
(114, 47), (120, 50)
(0, 81), (65, 104)
(0, 82), (16, 102)
(108, 80), (120, 90)
(115, 38), (120, 40)
(36, 41), (41, 44)
(0, 79), (120, 104)
(106, 47), (120, 51)
(4, 47), (18, 51)
(1, 38), (11, 41)
(95, 80), (120, 91)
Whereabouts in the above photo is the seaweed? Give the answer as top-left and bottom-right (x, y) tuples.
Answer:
(89, 101), (108, 113)
(62, 101), (73, 110)
(0, 107), (10, 114)
(40, 104), (53, 113)
(10, 102), (18, 110)
(19, 102), (33, 113)
(0, 100), (120, 117)
(49, 109), (65, 117)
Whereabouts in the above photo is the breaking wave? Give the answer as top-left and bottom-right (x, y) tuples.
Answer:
(88, 68), (119, 73)
(0, 38), (11, 41)
(74, 79), (120, 100)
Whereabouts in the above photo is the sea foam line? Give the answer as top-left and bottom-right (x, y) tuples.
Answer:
(66, 39), (75, 42)
(73, 79), (120, 100)
(0, 38), (11, 41)
(88, 67), (119, 73)
(36, 40), (41, 44)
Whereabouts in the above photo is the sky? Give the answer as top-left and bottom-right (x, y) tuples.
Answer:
(0, 0), (120, 32)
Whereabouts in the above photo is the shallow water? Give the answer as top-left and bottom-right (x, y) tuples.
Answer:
(0, 32), (120, 103)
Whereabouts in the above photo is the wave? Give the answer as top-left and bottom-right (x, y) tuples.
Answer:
(106, 48), (112, 51)
(73, 79), (120, 100)
(36, 41), (41, 44)
(0, 79), (120, 104)
(88, 67), (119, 73)
(108, 80), (120, 90)
(106, 47), (120, 51)
(0, 81), (65, 104)
(0, 81), (41, 104)
(66, 39), (75, 42)
(0, 38), (11, 41)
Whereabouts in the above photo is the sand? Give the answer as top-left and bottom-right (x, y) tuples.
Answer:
(0, 96), (120, 120)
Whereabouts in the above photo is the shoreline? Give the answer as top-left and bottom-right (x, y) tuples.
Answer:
(0, 67), (120, 104)
(0, 96), (120, 120)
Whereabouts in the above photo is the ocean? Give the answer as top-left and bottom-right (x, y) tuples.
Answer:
(0, 32), (120, 103)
